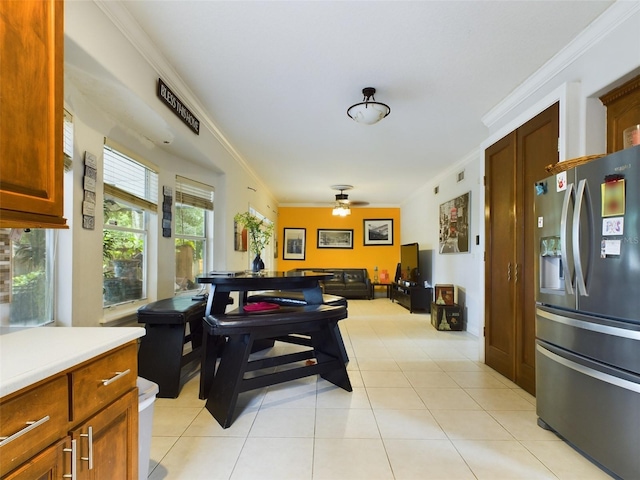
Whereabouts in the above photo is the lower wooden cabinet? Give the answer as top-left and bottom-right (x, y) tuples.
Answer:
(0, 342), (138, 480)
(0, 376), (68, 476)
(70, 389), (138, 480)
(2, 438), (71, 480)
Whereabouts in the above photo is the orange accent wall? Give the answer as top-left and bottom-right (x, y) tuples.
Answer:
(277, 207), (401, 282)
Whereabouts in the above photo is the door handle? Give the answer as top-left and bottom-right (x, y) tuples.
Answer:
(102, 369), (130, 386)
(507, 262), (512, 282)
(63, 439), (77, 480)
(0, 416), (50, 446)
(515, 264), (519, 284)
(573, 179), (591, 296)
(560, 183), (575, 294)
(80, 426), (93, 470)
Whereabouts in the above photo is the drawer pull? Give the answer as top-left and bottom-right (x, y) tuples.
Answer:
(0, 415), (50, 447)
(80, 426), (93, 469)
(63, 439), (77, 480)
(102, 368), (131, 386)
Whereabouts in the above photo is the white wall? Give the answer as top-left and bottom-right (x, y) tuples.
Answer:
(401, 2), (640, 361)
(58, 1), (279, 326)
(402, 151), (484, 343)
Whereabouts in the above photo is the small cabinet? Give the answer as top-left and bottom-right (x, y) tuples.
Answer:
(391, 283), (432, 313)
(0, 0), (67, 229)
(68, 343), (138, 480)
(2, 438), (71, 480)
(70, 390), (138, 479)
(600, 75), (640, 154)
(0, 376), (69, 477)
(0, 342), (138, 480)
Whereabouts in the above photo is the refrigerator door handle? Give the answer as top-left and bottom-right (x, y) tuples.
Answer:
(537, 344), (640, 394)
(573, 179), (592, 296)
(560, 183), (574, 294)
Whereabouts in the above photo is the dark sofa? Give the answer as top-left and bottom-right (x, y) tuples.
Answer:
(293, 268), (372, 299)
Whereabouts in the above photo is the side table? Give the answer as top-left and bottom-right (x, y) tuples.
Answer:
(372, 282), (391, 299)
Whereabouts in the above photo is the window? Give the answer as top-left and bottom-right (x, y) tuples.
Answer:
(103, 141), (158, 307)
(175, 176), (214, 292)
(1, 229), (54, 326)
(0, 111), (73, 326)
(63, 109), (73, 171)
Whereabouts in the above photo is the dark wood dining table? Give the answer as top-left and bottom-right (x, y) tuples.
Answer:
(195, 270), (337, 399)
(197, 270), (333, 315)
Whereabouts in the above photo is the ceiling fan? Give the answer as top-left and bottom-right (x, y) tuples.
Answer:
(330, 185), (369, 216)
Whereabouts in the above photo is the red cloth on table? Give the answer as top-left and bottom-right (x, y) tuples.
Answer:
(243, 302), (280, 312)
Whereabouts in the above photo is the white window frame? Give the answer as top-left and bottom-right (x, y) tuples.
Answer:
(102, 140), (158, 308)
(174, 176), (214, 293)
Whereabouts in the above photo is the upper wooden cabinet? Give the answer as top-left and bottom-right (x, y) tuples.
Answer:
(600, 75), (640, 154)
(0, 0), (67, 229)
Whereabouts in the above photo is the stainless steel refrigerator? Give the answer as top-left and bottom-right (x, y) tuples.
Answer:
(534, 145), (640, 479)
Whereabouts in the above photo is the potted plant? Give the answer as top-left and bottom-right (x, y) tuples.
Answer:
(234, 212), (274, 272)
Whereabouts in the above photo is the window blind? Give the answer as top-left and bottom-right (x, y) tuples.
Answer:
(103, 143), (158, 211)
(175, 175), (214, 210)
(63, 109), (73, 171)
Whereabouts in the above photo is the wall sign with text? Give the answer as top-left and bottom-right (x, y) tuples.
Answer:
(157, 78), (200, 135)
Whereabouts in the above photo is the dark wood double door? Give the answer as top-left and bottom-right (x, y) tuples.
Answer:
(484, 103), (558, 395)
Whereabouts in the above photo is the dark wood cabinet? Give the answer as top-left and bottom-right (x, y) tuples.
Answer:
(600, 75), (640, 153)
(484, 102), (559, 396)
(391, 283), (432, 313)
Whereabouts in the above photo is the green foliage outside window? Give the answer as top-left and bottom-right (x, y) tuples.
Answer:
(103, 198), (145, 305)
(175, 204), (206, 292)
(11, 230), (51, 325)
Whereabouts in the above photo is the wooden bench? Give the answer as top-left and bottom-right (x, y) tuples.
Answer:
(137, 296), (207, 398)
(200, 304), (352, 428)
(245, 291), (349, 362)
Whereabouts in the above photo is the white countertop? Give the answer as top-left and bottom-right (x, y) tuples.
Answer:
(0, 326), (145, 398)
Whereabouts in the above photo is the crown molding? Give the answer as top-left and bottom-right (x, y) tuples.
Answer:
(93, 1), (267, 189)
(599, 74), (640, 104)
(482, 1), (640, 129)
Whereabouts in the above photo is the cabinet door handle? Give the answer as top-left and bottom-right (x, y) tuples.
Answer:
(102, 368), (130, 386)
(507, 262), (512, 282)
(63, 439), (77, 480)
(80, 426), (93, 469)
(515, 264), (519, 284)
(0, 415), (50, 446)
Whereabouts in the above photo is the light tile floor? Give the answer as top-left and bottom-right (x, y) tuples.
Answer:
(147, 299), (613, 479)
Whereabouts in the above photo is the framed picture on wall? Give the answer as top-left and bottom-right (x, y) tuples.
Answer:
(439, 191), (470, 254)
(317, 229), (353, 249)
(363, 219), (393, 246)
(283, 228), (306, 260)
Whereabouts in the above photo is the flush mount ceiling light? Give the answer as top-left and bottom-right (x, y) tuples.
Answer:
(347, 87), (391, 125)
(331, 184), (352, 216)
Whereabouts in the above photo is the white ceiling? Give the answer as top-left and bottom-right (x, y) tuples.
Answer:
(93, 1), (614, 207)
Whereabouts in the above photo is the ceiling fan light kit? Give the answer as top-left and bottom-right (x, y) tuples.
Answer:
(332, 205), (351, 216)
(331, 184), (353, 216)
(347, 87), (391, 125)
